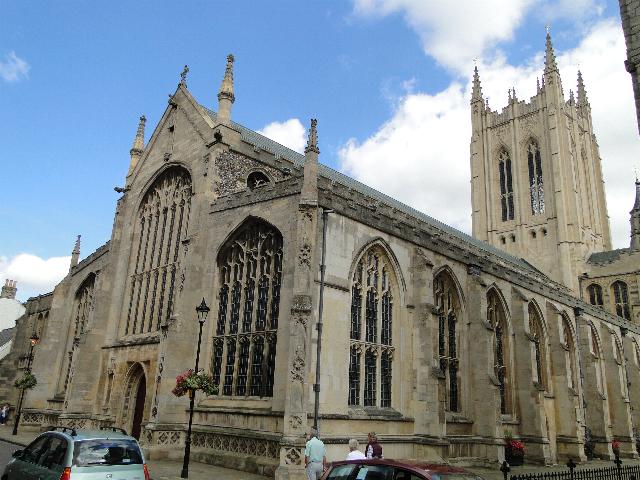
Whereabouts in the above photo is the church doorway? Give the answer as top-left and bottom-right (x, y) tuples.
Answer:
(121, 363), (147, 440)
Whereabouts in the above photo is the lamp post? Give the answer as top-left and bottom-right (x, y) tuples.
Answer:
(12, 333), (40, 436)
(181, 298), (210, 479)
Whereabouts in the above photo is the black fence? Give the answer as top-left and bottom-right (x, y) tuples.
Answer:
(504, 455), (640, 480)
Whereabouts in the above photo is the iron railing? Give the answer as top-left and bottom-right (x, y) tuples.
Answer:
(503, 453), (638, 480)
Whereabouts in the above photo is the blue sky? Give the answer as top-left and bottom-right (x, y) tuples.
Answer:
(1, 0), (639, 301)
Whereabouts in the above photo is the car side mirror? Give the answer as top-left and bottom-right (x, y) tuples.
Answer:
(12, 449), (23, 458)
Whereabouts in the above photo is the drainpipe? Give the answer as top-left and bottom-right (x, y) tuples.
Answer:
(313, 208), (333, 432)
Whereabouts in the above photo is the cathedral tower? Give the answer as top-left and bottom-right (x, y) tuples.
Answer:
(470, 32), (611, 292)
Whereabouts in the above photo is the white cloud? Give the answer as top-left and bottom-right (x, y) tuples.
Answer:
(0, 51), (30, 83)
(0, 254), (69, 300)
(338, 19), (640, 249)
(352, 0), (534, 73)
(352, 0), (604, 74)
(258, 119), (307, 154)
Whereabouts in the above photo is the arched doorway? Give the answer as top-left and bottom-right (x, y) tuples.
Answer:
(122, 363), (147, 440)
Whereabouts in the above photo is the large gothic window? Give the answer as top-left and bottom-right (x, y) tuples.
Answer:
(434, 271), (461, 412)
(562, 316), (578, 391)
(125, 167), (192, 335)
(488, 290), (511, 414)
(528, 304), (547, 391)
(211, 219), (282, 398)
(587, 284), (604, 307)
(498, 150), (515, 221)
(527, 141), (545, 215)
(612, 281), (631, 320)
(62, 274), (95, 394)
(348, 246), (396, 408)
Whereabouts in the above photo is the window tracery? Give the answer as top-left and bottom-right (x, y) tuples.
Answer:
(247, 171), (271, 189)
(348, 246), (395, 408)
(612, 281), (631, 320)
(488, 290), (511, 414)
(125, 167), (192, 335)
(212, 220), (282, 397)
(527, 141), (545, 215)
(587, 284), (604, 307)
(498, 150), (515, 221)
(435, 271), (461, 412)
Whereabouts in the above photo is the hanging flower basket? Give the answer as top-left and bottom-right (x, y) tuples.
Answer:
(14, 371), (37, 390)
(612, 439), (621, 456)
(171, 369), (218, 397)
(505, 439), (525, 466)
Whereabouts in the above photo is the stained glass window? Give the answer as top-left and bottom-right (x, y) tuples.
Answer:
(213, 220), (282, 397)
(125, 167), (192, 335)
(349, 246), (396, 408)
(435, 273), (461, 412)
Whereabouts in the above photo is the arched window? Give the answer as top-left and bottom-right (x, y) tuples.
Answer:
(212, 219), (282, 398)
(247, 171), (270, 189)
(612, 281), (631, 320)
(587, 284), (604, 307)
(349, 246), (396, 408)
(434, 271), (462, 412)
(498, 150), (515, 221)
(125, 167), (192, 335)
(527, 140), (544, 215)
(562, 316), (578, 391)
(528, 304), (547, 390)
(488, 290), (511, 414)
(62, 275), (95, 394)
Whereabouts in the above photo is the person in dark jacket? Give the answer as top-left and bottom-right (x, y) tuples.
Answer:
(365, 432), (383, 459)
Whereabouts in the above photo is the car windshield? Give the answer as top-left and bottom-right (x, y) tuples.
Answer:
(72, 439), (143, 467)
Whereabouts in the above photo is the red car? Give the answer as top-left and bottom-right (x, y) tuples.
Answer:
(321, 459), (486, 480)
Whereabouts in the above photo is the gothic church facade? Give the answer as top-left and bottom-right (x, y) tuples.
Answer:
(3, 35), (640, 479)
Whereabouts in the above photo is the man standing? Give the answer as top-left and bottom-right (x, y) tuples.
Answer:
(305, 428), (327, 480)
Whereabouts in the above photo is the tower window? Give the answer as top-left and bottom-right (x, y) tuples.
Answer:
(587, 284), (603, 307)
(612, 281), (631, 320)
(527, 141), (545, 215)
(498, 150), (515, 221)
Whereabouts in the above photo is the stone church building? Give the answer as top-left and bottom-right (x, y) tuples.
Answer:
(2, 33), (640, 478)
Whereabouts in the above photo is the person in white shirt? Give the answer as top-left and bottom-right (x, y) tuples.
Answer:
(346, 438), (366, 460)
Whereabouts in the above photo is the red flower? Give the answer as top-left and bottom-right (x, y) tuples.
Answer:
(612, 440), (621, 451)
(508, 440), (525, 453)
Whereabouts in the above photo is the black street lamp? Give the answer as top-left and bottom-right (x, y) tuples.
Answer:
(181, 298), (210, 479)
(13, 333), (40, 436)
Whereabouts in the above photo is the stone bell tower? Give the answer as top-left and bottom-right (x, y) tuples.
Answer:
(470, 32), (611, 292)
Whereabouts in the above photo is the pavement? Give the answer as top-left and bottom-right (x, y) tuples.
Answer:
(0, 425), (264, 480)
(1, 425), (639, 480)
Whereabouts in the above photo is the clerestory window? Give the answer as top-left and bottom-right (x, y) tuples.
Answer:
(612, 281), (631, 320)
(587, 284), (604, 307)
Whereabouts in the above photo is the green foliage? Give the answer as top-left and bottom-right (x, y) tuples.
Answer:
(14, 371), (37, 390)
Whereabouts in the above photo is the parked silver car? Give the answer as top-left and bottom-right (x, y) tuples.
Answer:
(1, 427), (150, 480)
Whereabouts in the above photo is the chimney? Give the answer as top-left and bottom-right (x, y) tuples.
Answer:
(1, 279), (17, 300)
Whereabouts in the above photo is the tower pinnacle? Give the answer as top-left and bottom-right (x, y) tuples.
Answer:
(217, 54), (235, 124)
(630, 179), (640, 250)
(544, 29), (558, 73)
(305, 118), (319, 154)
(301, 118), (319, 206)
(577, 70), (590, 107)
(70, 235), (81, 272)
(128, 115), (146, 176)
(471, 65), (483, 103)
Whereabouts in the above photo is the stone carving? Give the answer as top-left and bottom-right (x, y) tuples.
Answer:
(187, 432), (279, 459)
(289, 415), (303, 430)
(293, 312), (308, 329)
(158, 431), (182, 445)
(214, 151), (285, 197)
(290, 345), (305, 382)
(298, 241), (312, 268)
(202, 152), (210, 176)
(284, 447), (302, 465)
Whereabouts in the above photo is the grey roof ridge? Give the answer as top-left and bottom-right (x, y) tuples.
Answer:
(201, 106), (552, 281)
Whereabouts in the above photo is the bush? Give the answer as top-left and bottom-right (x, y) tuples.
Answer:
(14, 372), (37, 390)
